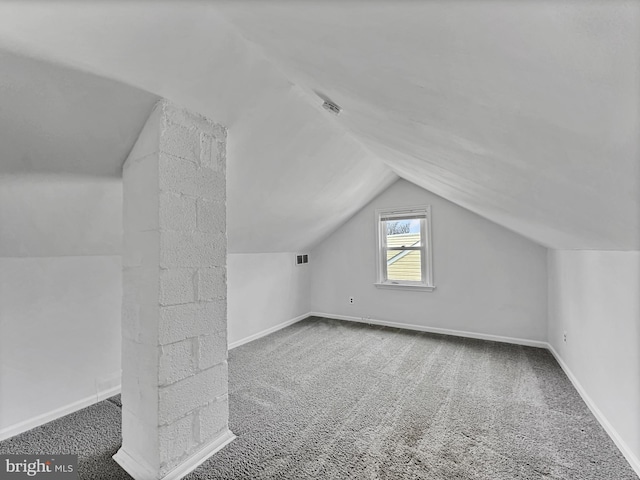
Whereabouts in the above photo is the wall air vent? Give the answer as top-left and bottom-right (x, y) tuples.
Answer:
(295, 254), (309, 266)
(322, 100), (342, 116)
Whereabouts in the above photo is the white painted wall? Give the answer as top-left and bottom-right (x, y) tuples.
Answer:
(227, 253), (310, 347)
(548, 250), (640, 472)
(0, 175), (123, 438)
(0, 175), (122, 257)
(310, 179), (548, 342)
(0, 255), (121, 436)
(0, 173), (312, 436)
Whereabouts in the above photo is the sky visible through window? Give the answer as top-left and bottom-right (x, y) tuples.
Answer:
(386, 219), (420, 235)
(406, 219), (420, 234)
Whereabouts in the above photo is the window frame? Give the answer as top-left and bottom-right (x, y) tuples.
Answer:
(374, 205), (435, 291)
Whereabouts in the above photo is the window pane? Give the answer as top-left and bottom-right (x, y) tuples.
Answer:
(384, 219), (421, 247)
(387, 249), (422, 282)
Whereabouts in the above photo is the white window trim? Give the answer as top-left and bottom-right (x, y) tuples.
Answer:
(374, 205), (435, 291)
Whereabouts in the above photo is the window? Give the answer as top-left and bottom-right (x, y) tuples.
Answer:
(375, 205), (434, 291)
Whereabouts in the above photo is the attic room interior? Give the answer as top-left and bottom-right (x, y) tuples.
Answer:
(0, 1), (638, 479)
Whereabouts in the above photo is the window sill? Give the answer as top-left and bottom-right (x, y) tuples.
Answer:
(374, 283), (436, 292)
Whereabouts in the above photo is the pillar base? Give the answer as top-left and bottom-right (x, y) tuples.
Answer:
(114, 429), (235, 480)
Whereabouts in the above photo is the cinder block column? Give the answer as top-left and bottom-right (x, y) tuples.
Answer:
(114, 100), (233, 480)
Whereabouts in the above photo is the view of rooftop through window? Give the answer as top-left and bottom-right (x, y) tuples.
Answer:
(384, 218), (422, 282)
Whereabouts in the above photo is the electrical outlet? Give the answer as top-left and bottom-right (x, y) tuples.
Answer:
(349, 297), (354, 304)
(563, 332), (567, 343)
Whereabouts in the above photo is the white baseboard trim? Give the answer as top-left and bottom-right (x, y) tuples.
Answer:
(97, 385), (121, 402)
(0, 315), (315, 441)
(228, 312), (311, 350)
(4, 314), (638, 478)
(162, 429), (235, 480)
(112, 448), (158, 480)
(314, 312), (639, 475)
(310, 312), (548, 348)
(546, 343), (640, 478)
(113, 429), (235, 480)
(0, 384), (121, 441)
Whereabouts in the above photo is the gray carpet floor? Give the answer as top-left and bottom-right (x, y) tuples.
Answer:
(1, 317), (637, 479)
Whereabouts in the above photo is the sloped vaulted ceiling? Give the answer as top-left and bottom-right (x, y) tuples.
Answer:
(0, 2), (396, 253)
(218, 1), (640, 250)
(0, 48), (158, 177)
(0, 2), (638, 251)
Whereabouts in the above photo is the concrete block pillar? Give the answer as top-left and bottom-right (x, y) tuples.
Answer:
(114, 100), (233, 480)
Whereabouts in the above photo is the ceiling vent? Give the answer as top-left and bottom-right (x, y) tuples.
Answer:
(322, 99), (342, 116)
